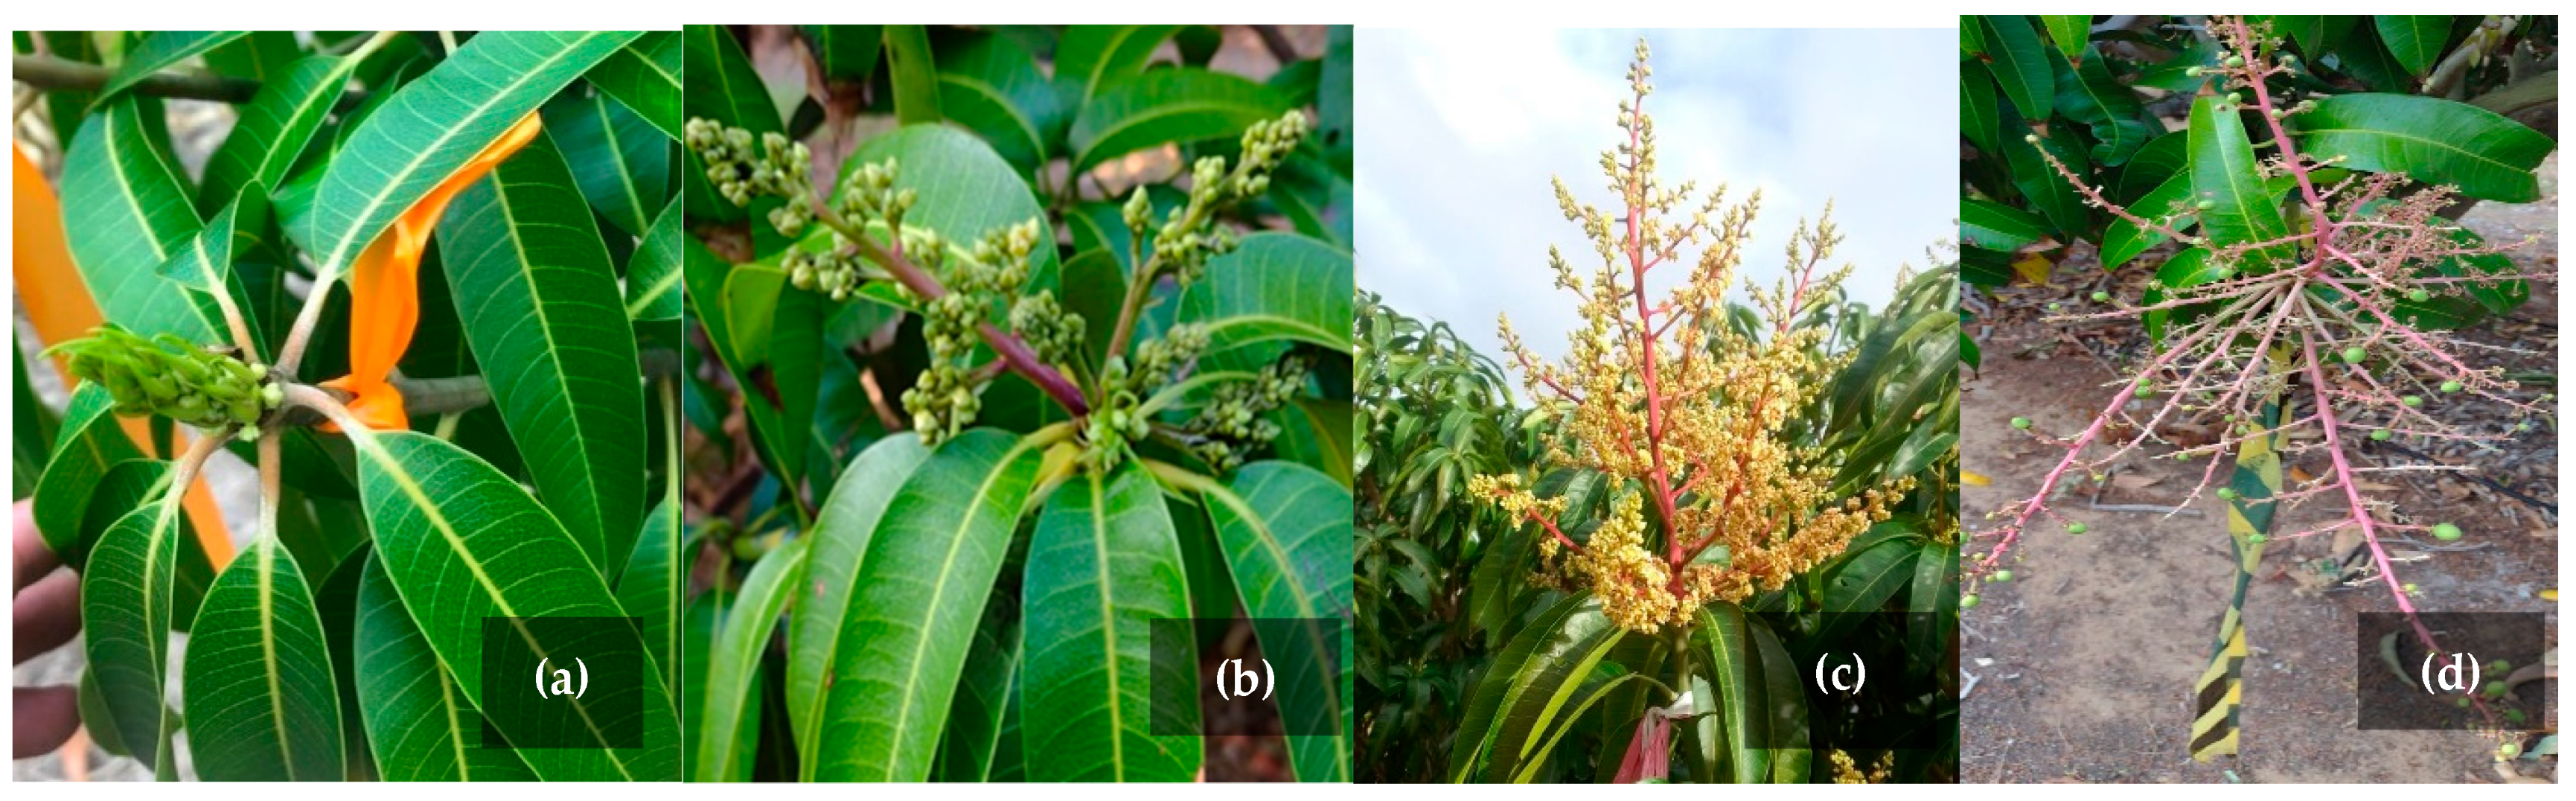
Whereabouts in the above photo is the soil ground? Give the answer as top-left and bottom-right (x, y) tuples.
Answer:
(1958, 158), (2560, 783)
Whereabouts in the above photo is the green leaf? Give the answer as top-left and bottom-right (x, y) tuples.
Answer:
(811, 124), (1062, 291)
(62, 96), (225, 342)
(181, 538), (344, 780)
(618, 497), (682, 695)
(588, 31), (683, 140)
(681, 587), (736, 782)
(1180, 232), (1353, 368)
(309, 31), (639, 280)
(2187, 96), (2291, 259)
(1317, 25), (1354, 166)
(82, 496), (187, 771)
(1068, 69), (1292, 173)
(811, 428), (1049, 782)
(1907, 538), (1959, 676)
(1200, 462), (1354, 783)
(1978, 16), (2054, 121)
(802, 25), (884, 82)
(1959, 197), (2048, 252)
(681, 242), (805, 491)
(1696, 602), (1809, 782)
(2003, 118), (2089, 235)
(1022, 465), (1201, 781)
(627, 194), (685, 327)
(544, 86), (671, 237)
(2292, 93), (2556, 203)
(884, 25), (942, 124)
(1960, 62), (2000, 154)
(33, 383), (146, 565)
(2101, 173), (2193, 269)
(202, 31), (301, 82)
(200, 55), (356, 213)
(350, 430), (679, 780)
(2374, 16), (2450, 77)
(1056, 25), (1185, 102)
(1809, 536), (1921, 647)
(2038, 16), (2089, 63)
(935, 598), (1021, 782)
(155, 179), (267, 309)
(695, 537), (808, 782)
(2054, 48), (2152, 165)
(98, 32), (249, 100)
(1483, 607), (1623, 782)
(787, 434), (933, 767)
(2117, 131), (2189, 202)
(436, 128), (647, 572)
(1450, 593), (1588, 780)
(354, 552), (538, 781)
(936, 33), (1064, 173)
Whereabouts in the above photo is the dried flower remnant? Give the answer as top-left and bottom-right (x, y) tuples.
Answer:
(1469, 39), (1908, 634)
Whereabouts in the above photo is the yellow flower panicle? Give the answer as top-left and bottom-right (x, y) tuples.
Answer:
(1470, 39), (1911, 634)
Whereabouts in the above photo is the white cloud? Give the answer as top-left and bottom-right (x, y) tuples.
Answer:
(1356, 28), (1958, 392)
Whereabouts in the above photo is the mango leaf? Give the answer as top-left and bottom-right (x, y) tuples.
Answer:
(61, 97), (223, 342)
(2001, 112), (2090, 235)
(2101, 173), (2193, 269)
(627, 194), (685, 342)
(1959, 197), (2048, 252)
(787, 434), (933, 764)
(353, 552), (537, 781)
(1907, 538), (1959, 676)
(802, 25), (884, 82)
(98, 31), (248, 100)
(2038, 16), (2089, 63)
(936, 33), (1063, 173)
(309, 31), (638, 280)
(1200, 462), (1354, 782)
(2053, 47), (2152, 165)
(1696, 602), (1810, 782)
(2292, 93), (2556, 203)
(1021, 465), (1201, 781)
(2187, 96), (2291, 261)
(681, 240), (807, 491)
(180, 538), (343, 780)
(1057, 25), (1185, 103)
(587, 31), (683, 141)
(33, 383), (146, 565)
(1068, 69), (1292, 173)
(1959, 63), (2000, 154)
(618, 497), (682, 694)
(2374, 16), (2451, 77)
(1808, 534), (1922, 648)
(544, 86), (671, 237)
(810, 428), (1048, 781)
(436, 128), (647, 572)
(884, 25), (942, 124)
(154, 180), (267, 320)
(1483, 606), (1623, 782)
(813, 124), (1063, 291)
(695, 537), (808, 782)
(351, 430), (679, 781)
(681, 587), (736, 782)
(934, 597), (1021, 782)
(81, 497), (189, 771)
(200, 55), (356, 213)
(1978, 16), (2054, 121)
(1179, 232), (1353, 370)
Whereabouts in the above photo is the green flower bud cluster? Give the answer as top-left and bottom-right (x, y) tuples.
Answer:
(1009, 291), (1084, 366)
(684, 118), (811, 210)
(1183, 355), (1308, 473)
(1137, 112), (1310, 287)
(783, 234), (871, 301)
(896, 217), (1058, 445)
(901, 361), (979, 446)
(1078, 323), (1214, 472)
(48, 328), (276, 430)
(832, 159), (918, 231)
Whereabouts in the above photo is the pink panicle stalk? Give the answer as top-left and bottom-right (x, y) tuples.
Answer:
(1972, 16), (2551, 733)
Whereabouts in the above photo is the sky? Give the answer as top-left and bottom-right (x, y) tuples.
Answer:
(1355, 28), (1958, 392)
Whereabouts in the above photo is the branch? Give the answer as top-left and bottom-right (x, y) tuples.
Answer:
(816, 199), (1093, 417)
(12, 54), (368, 112)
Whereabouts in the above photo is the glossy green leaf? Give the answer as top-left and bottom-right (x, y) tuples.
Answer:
(884, 25), (942, 124)
(1960, 62), (2000, 154)
(716, 264), (825, 497)
(33, 383), (146, 564)
(811, 124), (1063, 291)
(354, 552), (538, 781)
(61, 97), (223, 342)
(784, 430), (934, 766)
(680, 587), (736, 782)
(350, 430), (678, 780)
(2039, 16), (2089, 63)
(1959, 197), (2048, 252)
(681, 240), (805, 491)
(2001, 114), (2090, 235)
(182, 538), (343, 780)
(1022, 465), (1200, 781)
(155, 180), (266, 313)
(2117, 131), (2189, 202)
(935, 599), (1021, 782)
(626, 194), (686, 322)
(1449, 592), (1586, 780)
(200, 55), (355, 213)
(545, 87), (671, 237)
(695, 537), (808, 782)
(98, 32), (248, 100)
(2293, 93), (2555, 203)
(936, 33), (1063, 172)
(1201, 462), (1354, 783)
(588, 31), (683, 141)
(80, 498), (187, 770)
(1907, 539), (1959, 676)
(1179, 232), (1353, 368)
(2054, 48), (2152, 165)
(309, 31), (638, 280)
(1978, 16), (2054, 121)
(618, 497), (681, 694)
(2188, 96), (2290, 259)
(1483, 607), (1622, 782)
(1068, 69), (1293, 173)
(2102, 173), (2193, 269)
(1057, 25), (1185, 103)
(802, 25), (884, 81)
(1810, 535), (1921, 648)
(202, 31), (301, 81)
(811, 428), (1049, 781)
(2374, 16), (2450, 77)
(436, 128), (647, 571)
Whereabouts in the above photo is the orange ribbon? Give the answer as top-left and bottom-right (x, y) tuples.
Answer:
(322, 112), (543, 432)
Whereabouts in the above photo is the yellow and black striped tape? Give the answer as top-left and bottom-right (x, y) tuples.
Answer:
(2189, 374), (2286, 762)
